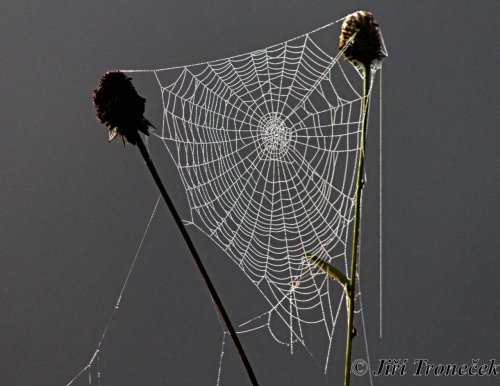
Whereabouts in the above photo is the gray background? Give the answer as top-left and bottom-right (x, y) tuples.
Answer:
(1, 1), (498, 385)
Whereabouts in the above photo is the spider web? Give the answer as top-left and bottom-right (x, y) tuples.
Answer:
(68, 16), (386, 385)
(148, 19), (385, 370)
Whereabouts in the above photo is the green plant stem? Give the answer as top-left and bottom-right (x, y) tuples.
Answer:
(344, 63), (371, 386)
(135, 136), (259, 386)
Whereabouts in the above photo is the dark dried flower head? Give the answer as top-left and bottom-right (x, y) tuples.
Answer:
(339, 11), (385, 67)
(92, 70), (153, 145)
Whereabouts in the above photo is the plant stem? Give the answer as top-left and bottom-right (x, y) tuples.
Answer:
(344, 63), (371, 386)
(135, 136), (259, 386)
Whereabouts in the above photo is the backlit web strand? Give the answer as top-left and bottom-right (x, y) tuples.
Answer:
(149, 21), (381, 365)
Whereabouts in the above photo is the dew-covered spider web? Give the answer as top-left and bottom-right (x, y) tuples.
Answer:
(68, 15), (386, 385)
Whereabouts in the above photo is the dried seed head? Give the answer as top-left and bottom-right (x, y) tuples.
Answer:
(92, 70), (153, 145)
(339, 11), (385, 67)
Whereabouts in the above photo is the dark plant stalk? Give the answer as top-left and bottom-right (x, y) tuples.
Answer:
(344, 63), (371, 386)
(135, 136), (259, 386)
(93, 70), (258, 385)
(338, 10), (384, 384)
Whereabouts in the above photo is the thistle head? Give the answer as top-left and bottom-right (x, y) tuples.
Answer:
(339, 11), (385, 67)
(92, 70), (152, 145)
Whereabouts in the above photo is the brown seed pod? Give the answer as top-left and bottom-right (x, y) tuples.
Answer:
(92, 70), (153, 145)
(339, 11), (385, 67)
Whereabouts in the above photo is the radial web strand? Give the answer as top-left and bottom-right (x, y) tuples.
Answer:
(146, 20), (384, 370)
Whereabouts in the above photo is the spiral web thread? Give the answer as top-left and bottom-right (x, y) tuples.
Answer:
(148, 20), (384, 372)
(67, 16), (386, 385)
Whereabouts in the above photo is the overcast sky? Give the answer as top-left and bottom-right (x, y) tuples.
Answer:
(1, 1), (499, 385)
